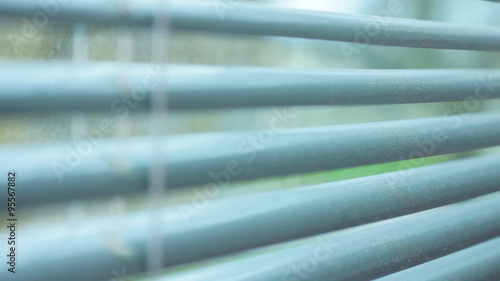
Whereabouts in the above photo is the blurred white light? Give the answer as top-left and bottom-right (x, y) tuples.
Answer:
(268, 0), (363, 13)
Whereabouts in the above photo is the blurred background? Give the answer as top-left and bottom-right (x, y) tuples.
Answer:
(0, 0), (500, 277)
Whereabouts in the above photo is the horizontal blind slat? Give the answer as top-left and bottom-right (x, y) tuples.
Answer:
(1, 63), (500, 111)
(1, 1), (500, 50)
(376, 236), (500, 281)
(3, 112), (500, 206)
